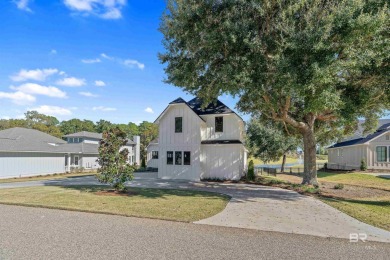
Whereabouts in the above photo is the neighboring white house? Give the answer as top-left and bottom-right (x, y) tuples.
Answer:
(0, 128), (140, 179)
(62, 131), (140, 169)
(327, 122), (390, 170)
(148, 97), (247, 180)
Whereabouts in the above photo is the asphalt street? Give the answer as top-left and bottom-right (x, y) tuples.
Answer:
(0, 204), (389, 260)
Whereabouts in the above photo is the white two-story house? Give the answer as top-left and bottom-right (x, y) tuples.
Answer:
(147, 97), (247, 180)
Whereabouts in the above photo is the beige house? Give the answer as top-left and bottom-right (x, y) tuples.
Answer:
(327, 123), (390, 170)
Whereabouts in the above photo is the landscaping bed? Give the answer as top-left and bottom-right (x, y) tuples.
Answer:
(0, 185), (230, 222)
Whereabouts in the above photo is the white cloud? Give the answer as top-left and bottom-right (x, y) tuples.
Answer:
(144, 107), (154, 114)
(79, 92), (98, 97)
(100, 53), (114, 60)
(81, 58), (101, 64)
(63, 0), (126, 20)
(124, 59), (145, 70)
(100, 53), (145, 70)
(50, 49), (57, 55)
(92, 106), (116, 112)
(95, 80), (106, 87)
(31, 105), (72, 116)
(11, 83), (67, 98)
(56, 77), (86, 87)
(100, 8), (121, 19)
(14, 0), (32, 12)
(0, 91), (36, 105)
(10, 68), (59, 82)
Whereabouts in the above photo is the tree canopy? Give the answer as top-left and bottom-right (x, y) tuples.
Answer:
(160, 0), (389, 185)
(246, 118), (299, 171)
(96, 127), (135, 191)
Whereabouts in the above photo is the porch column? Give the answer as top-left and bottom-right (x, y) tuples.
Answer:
(67, 154), (71, 172)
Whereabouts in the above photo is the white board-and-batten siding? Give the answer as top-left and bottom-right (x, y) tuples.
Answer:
(0, 152), (65, 178)
(201, 144), (246, 180)
(157, 104), (202, 180)
(147, 143), (159, 168)
(200, 114), (244, 142)
(328, 131), (390, 170)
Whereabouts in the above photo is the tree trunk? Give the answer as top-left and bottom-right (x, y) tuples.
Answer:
(281, 154), (286, 173)
(301, 128), (318, 186)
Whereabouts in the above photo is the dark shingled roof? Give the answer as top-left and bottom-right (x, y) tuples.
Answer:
(328, 124), (390, 149)
(169, 97), (187, 104)
(187, 97), (234, 115)
(201, 140), (243, 145)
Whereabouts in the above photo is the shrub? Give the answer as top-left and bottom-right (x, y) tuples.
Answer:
(141, 158), (146, 168)
(247, 160), (255, 181)
(360, 158), (367, 171)
(323, 163), (328, 170)
(334, 183), (344, 190)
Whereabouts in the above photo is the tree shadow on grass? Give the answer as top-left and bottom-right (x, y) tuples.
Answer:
(56, 184), (231, 201)
(322, 196), (390, 207)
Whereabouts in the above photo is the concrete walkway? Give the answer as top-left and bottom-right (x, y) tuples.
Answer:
(0, 173), (389, 243)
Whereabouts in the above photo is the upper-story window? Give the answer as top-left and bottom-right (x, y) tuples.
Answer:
(152, 151), (159, 159)
(215, 116), (223, 132)
(175, 117), (183, 133)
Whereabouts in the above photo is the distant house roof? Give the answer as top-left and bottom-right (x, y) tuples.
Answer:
(328, 124), (390, 149)
(0, 127), (66, 153)
(63, 131), (102, 139)
(342, 119), (390, 141)
(53, 143), (99, 154)
(0, 127), (135, 153)
(63, 131), (136, 145)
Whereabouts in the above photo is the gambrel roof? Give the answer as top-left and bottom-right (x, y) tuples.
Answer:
(155, 97), (242, 124)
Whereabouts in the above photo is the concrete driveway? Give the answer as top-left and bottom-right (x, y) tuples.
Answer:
(1, 172), (389, 243)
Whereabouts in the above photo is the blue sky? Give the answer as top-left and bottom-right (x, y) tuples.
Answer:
(0, 0), (245, 124)
(2, 1), (387, 125)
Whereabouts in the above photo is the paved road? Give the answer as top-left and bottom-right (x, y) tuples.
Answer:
(1, 173), (390, 243)
(0, 204), (389, 260)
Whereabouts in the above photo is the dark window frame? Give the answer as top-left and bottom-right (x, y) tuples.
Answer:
(175, 117), (183, 133)
(215, 116), (223, 132)
(184, 151), (191, 165)
(376, 146), (387, 162)
(152, 151), (159, 159)
(175, 151), (182, 165)
(167, 151), (173, 165)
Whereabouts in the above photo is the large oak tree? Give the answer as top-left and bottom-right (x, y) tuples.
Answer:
(159, 0), (389, 185)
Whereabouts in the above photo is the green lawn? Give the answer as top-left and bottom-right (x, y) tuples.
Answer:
(249, 156), (327, 166)
(320, 197), (390, 231)
(0, 172), (96, 184)
(317, 172), (390, 191)
(0, 186), (230, 222)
